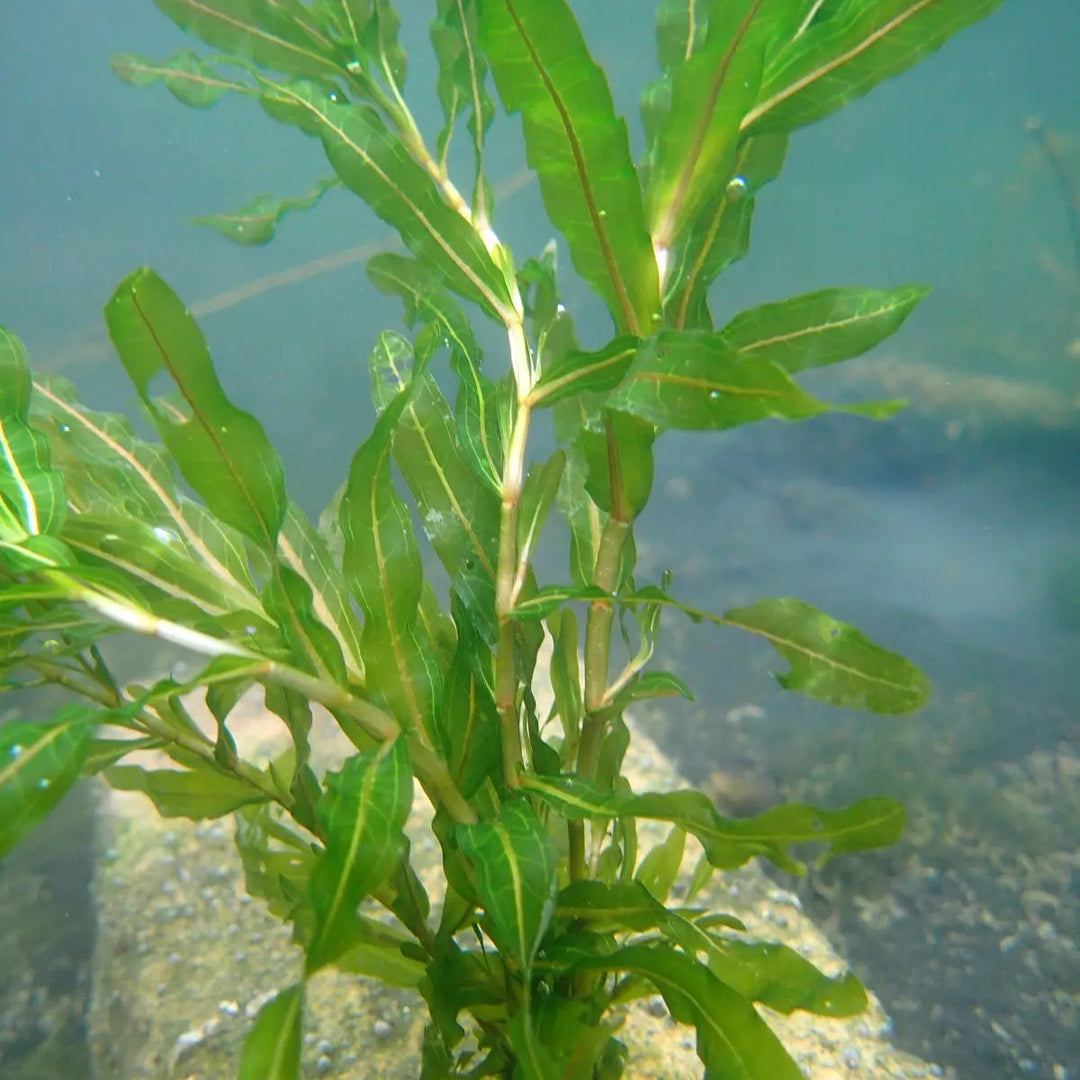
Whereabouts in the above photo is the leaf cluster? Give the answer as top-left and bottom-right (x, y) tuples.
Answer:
(0, 1), (1001, 1078)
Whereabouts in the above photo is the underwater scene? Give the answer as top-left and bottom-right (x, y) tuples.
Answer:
(1, 1), (1077, 1079)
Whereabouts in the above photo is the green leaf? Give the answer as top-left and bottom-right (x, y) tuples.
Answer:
(719, 284), (930, 374)
(307, 736), (413, 972)
(528, 338), (637, 409)
(438, 595), (501, 799)
(277, 502), (366, 681)
(456, 798), (557, 974)
(0, 327), (66, 539)
(369, 331), (501, 644)
(579, 411), (654, 520)
(0, 708), (95, 858)
(508, 584), (609, 622)
(263, 561), (349, 686)
(700, 936), (867, 1017)
(745, 0), (1008, 135)
(724, 596), (930, 713)
(260, 80), (514, 322)
(664, 132), (788, 330)
(516, 452), (565, 577)
(103, 757), (268, 818)
(521, 773), (904, 873)
(104, 268), (287, 552)
(634, 826), (685, 904)
(153, 0), (343, 81)
(110, 49), (248, 107)
(237, 983), (304, 1080)
(340, 392), (443, 740)
(646, 1), (789, 256)
(194, 177), (340, 245)
(579, 943), (804, 1079)
(431, 0), (495, 211)
(607, 330), (829, 431)
(546, 607), (582, 758)
(479, 0), (660, 335)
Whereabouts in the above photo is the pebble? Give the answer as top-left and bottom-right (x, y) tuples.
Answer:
(372, 1019), (393, 1039)
(315, 1054), (333, 1074)
(841, 1046), (861, 1070)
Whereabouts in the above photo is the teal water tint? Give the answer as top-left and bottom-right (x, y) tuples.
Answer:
(1, 2), (1079, 1079)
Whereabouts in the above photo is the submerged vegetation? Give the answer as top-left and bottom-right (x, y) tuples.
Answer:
(0, 1), (1005, 1077)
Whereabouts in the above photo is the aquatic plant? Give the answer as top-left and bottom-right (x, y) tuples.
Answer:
(0, 1), (1004, 1077)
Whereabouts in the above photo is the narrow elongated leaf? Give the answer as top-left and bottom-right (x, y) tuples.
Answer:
(438, 595), (501, 799)
(369, 331), (501, 643)
(153, 0), (342, 81)
(666, 132), (788, 330)
(609, 330), (827, 430)
(745, 0), (1007, 135)
(366, 253), (506, 493)
(646, 0), (788, 255)
(527, 338), (638, 409)
(0, 709), (95, 858)
(110, 49), (247, 106)
(431, 0), (494, 212)
(104, 760), (268, 819)
(724, 596), (930, 713)
(261, 80), (514, 322)
(521, 773), (904, 873)
(277, 503), (365, 681)
(719, 285), (929, 373)
(194, 177), (340, 245)
(340, 393), (442, 740)
(456, 798), (557, 973)
(516, 452), (564, 577)
(263, 562), (349, 686)
(479, 0), (660, 335)
(0, 327), (65, 539)
(508, 584), (610, 622)
(104, 268), (287, 552)
(579, 943), (804, 1079)
(307, 736), (412, 972)
(237, 983), (304, 1080)
(579, 411), (654, 520)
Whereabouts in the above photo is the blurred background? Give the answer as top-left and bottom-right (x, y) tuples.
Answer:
(1, 1), (1077, 1077)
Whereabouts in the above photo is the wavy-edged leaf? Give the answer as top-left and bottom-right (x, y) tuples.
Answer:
(479, 0), (660, 335)
(260, 80), (514, 322)
(277, 503), (365, 681)
(237, 982), (304, 1080)
(527, 337), (637, 410)
(366, 252), (506, 493)
(263, 561), (349, 686)
(521, 772), (904, 873)
(0, 327), (65, 540)
(456, 798), (557, 974)
(306, 735), (412, 973)
(153, 0), (342, 81)
(104, 758), (268, 819)
(110, 49), (248, 107)
(724, 596), (930, 713)
(508, 584), (609, 622)
(665, 132), (788, 330)
(104, 268), (287, 552)
(579, 943), (804, 1080)
(370, 330), (501, 644)
(194, 176), (340, 245)
(431, 0), (494, 213)
(340, 393), (443, 741)
(745, 0), (1007, 136)
(646, 0), (790, 257)
(719, 284), (930, 373)
(608, 329), (830, 430)
(31, 377), (264, 605)
(61, 513), (258, 619)
(0, 707), (95, 858)
(438, 594), (500, 799)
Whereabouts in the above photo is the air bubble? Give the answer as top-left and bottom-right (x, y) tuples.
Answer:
(709, 390), (720, 400)
(9, 744), (23, 758)
(59, 424), (71, 434)
(37, 778), (49, 789)
(726, 176), (749, 201)
(152, 526), (179, 545)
